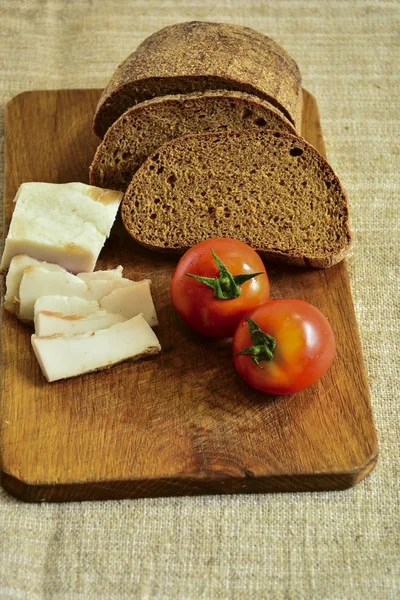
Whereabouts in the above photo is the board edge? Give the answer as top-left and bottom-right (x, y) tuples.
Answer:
(1, 447), (378, 503)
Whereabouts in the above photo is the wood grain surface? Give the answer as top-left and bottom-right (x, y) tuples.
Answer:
(0, 89), (378, 502)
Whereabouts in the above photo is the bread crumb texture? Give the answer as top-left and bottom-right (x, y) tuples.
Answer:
(121, 130), (351, 268)
(90, 91), (296, 192)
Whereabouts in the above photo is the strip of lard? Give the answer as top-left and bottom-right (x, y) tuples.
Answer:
(35, 310), (126, 336)
(4, 255), (67, 313)
(99, 279), (158, 327)
(86, 277), (133, 300)
(0, 182), (123, 273)
(31, 314), (161, 382)
(77, 266), (123, 282)
(33, 296), (104, 334)
(19, 267), (93, 321)
(34, 295), (101, 318)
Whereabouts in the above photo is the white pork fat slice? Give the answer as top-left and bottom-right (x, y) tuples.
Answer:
(34, 295), (101, 318)
(34, 310), (126, 336)
(77, 266), (123, 282)
(4, 254), (67, 313)
(33, 296), (103, 333)
(19, 267), (93, 322)
(0, 182), (123, 273)
(99, 279), (158, 327)
(31, 314), (161, 382)
(86, 277), (133, 300)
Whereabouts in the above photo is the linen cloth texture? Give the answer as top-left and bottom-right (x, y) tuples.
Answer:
(0, 1), (399, 599)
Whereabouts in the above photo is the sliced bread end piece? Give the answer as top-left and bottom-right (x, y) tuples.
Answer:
(93, 22), (302, 137)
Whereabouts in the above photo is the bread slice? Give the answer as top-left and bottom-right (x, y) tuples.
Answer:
(89, 91), (297, 192)
(93, 21), (302, 138)
(121, 130), (351, 268)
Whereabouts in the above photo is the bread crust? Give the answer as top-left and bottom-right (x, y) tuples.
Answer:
(121, 129), (352, 269)
(93, 21), (303, 137)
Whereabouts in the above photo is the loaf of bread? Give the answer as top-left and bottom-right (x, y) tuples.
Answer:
(93, 21), (303, 138)
(121, 130), (351, 268)
(89, 90), (297, 192)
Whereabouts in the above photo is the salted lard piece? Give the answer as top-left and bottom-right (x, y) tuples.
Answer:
(77, 266), (123, 282)
(34, 310), (125, 336)
(86, 277), (133, 301)
(0, 182), (123, 273)
(31, 314), (161, 382)
(33, 295), (101, 318)
(4, 254), (67, 313)
(99, 279), (158, 326)
(18, 267), (93, 322)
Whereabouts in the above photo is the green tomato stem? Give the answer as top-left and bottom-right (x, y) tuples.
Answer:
(235, 318), (276, 368)
(185, 249), (264, 300)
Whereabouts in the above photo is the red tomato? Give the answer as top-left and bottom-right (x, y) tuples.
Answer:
(233, 299), (335, 394)
(170, 238), (270, 338)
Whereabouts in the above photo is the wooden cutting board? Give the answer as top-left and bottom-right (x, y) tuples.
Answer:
(0, 89), (378, 502)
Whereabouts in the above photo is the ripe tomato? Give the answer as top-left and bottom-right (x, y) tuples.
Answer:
(233, 299), (335, 394)
(170, 238), (270, 338)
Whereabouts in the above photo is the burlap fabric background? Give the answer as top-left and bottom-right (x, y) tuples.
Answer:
(0, 1), (399, 598)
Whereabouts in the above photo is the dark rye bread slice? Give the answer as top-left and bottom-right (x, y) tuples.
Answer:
(121, 130), (351, 268)
(89, 90), (297, 192)
(93, 21), (303, 138)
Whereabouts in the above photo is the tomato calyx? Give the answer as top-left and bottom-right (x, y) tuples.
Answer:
(185, 249), (264, 300)
(235, 317), (276, 368)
